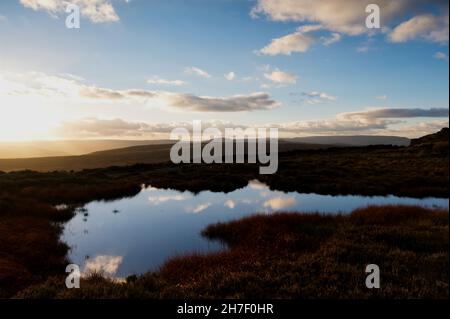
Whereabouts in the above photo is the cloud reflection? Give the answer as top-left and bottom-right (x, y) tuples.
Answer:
(224, 200), (236, 209)
(148, 194), (190, 205)
(187, 203), (212, 214)
(263, 196), (296, 210)
(83, 255), (123, 276)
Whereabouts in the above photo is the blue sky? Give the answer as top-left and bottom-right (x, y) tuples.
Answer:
(0, 0), (448, 140)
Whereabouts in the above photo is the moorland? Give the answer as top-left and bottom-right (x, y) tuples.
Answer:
(0, 128), (448, 298)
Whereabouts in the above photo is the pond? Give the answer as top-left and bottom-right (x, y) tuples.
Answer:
(61, 180), (448, 278)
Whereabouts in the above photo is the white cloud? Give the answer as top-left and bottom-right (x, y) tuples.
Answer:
(321, 32), (342, 46)
(55, 117), (158, 138)
(343, 108), (449, 119)
(20, 0), (121, 23)
(263, 196), (296, 210)
(224, 72), (235, 81)
(301, 91), (337, 104)
(259, 24), (343, 56)
(84, 255), (123, 276)
(271, 108), (449, 136)
(389, 14), (449, 44)
(147, 76), (186, 87)
(252, 0), (400, 35)
(224, 200), (235, 209)
(157, 91), (280, 112)
(260, 29), (315, 55)
(253, 0), (449, 46)
(0, 71), (150, 101)
(264, 68), (297, 85)
(184, 66), (211, 78)
(149, 194), (190, 205)
(258, 24), (342, 55)
(54, 107), (449, 139)
(434, 51), (448, 60)
(2, 71), (278, 113)
(376, 95), (388, 100)
(188, 203), (211, 214)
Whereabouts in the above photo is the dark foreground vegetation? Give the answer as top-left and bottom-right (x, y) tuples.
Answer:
(16, 205), (449, 298)
(0, 129), (448, 298)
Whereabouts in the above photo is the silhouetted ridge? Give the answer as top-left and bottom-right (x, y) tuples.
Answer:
(410, 128), (449, 146)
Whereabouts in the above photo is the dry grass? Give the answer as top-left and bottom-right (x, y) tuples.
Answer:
(1, 129), (448, 298)
(16, 205), (449, 299)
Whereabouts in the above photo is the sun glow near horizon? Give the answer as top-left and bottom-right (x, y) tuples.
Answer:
(0, 0), (448, 142)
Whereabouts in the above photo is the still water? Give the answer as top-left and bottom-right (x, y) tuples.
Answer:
(61, 180), (448, 278)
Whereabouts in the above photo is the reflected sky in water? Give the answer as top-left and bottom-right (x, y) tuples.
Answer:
(61, 180), (449, 278)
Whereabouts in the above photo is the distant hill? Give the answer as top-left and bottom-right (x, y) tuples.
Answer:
(0, 140), (172, 159)
(0, 141), (333, 172)
(0, 143), (174, 172)
(0, 135), (411, 160)
(0, 132), (435, 172)
(284, 135), (410, 146)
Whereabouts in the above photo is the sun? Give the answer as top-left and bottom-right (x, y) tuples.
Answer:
(0, 94), (59, 141)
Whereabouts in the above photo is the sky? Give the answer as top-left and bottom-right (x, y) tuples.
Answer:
(0, 0), (448, 140)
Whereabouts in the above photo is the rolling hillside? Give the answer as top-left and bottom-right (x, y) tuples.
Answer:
(0, 134), (413, 172)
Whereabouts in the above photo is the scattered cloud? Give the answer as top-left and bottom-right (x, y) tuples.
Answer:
(224, 200), (235, 209)
(149, 194), (190, 205)
(321, 32), (342, 46)
(376, 95), (388, 100)
(0, 70), (156, 101)
(252, 0), (449, 49)
(380, 120), (449, 137)
(224, 72), (236, 81)
(80, 87), (156, 100)
(344, 107), (449, 119)
(54, 118), (248, 139)
(271, 107), (449, 136)
(264, 68), (297, 85)
(54, 107), (449, 139)
(301, 91), (337, 104)
(184, 66), (211, 78)
(1, 71), (279, 113)
(188, 203), (211, 214)
(259, 24), (342, 55)
(157, 91), (280, 112)
(84, 255), (123, 276)
(389, 14), (449, 44)
(259, 28), (316, 55)
(55, 117), (159, 138)
(434, 51), (448, 60)
(263, 196), (296, 210)
(147, 76), (187, 87)
(20, 0), (121, 23)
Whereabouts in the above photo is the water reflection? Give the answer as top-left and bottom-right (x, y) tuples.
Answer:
(84, 255), (123, 277)
(62, 180), (448, 278)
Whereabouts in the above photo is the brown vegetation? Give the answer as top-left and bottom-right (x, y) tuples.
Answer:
(0, 129), (448, 298)
(16, 205), (449, 299)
